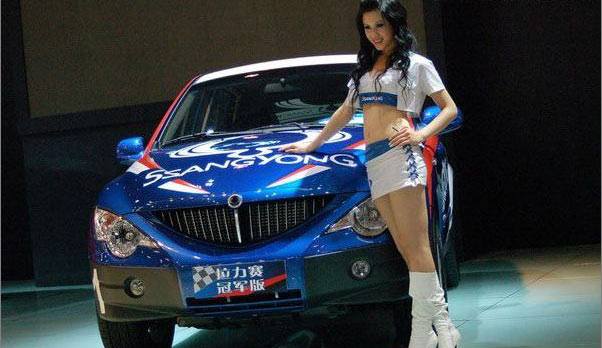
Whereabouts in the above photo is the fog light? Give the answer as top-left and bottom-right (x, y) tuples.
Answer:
(125, 277), (144, 298)
(350, 260), (371, 280)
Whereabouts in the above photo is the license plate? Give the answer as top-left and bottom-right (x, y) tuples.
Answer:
(191, 261), (287, 299)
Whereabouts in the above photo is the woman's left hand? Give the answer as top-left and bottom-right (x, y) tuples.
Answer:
(389, 126), (426, 147)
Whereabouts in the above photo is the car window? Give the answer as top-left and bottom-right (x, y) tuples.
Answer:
(158, 67), (353, 147)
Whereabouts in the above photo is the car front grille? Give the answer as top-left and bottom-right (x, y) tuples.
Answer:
(153, 195), (334, 246)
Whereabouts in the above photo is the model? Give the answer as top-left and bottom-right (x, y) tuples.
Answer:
(280, 1), (461, 347)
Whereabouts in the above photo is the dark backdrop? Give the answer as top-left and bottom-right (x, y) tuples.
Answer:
(2, 0), (600, 285)
(440, 0), (600, 257)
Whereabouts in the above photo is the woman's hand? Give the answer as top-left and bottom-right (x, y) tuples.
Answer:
(389, 126), (426, 147)
(279, 142), (314, 154)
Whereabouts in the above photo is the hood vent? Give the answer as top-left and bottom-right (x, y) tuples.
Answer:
(153, 195), (335, 246)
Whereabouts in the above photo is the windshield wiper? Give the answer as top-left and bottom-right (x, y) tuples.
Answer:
(250, 122), (309, 131)
(160, 131), (228, 148)
(160, 122), (317, 148)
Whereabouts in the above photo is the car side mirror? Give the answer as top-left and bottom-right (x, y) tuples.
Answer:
(116, 137), (144, 165)
(418, 106), (463, 135)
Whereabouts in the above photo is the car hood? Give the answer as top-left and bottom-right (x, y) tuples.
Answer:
(100, 127), (369, 213)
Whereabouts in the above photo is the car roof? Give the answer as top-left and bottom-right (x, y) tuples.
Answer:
(193, 54), (357, 85)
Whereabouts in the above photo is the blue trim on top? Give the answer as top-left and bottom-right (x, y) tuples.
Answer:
(359, 92), (397, 107)
(365, 139), (393, 162)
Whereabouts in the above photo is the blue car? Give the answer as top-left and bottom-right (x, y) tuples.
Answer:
(89, 55), (462, 348)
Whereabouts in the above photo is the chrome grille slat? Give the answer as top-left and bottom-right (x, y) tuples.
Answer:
(222, 208), (231, 243)
(197, 209), (207, 239)
(265, 202), (272, 236)
(213, 209), (222, 242)
(182, 210), (190, 236)
(205, 209), (214, 241)
(303, 200), (306, 220)
(168, 211), (174, 226)
(189, 210), (199, 238)
(248, 206), (253, 240)
(175, 211), (183, 233)
(275, 202), (279, 233)
(294, 201), (297, 225)
(153, 195), (334, 246)
(257, 205), (262, 239)
(285, 201), (288, 230)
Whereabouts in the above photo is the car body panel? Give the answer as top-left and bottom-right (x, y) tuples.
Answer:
(89, 56), (460, 327)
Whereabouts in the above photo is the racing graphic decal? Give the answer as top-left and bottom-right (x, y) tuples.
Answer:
(127, 156), (212, 194)
(169, 130), (351, 159)
(266, 165), (331, 188)
(158, 179), (210, 194)
(127, 155), (161, 174)
(129, 132), (360, 189)
(343, 140), (366, 151)
(126, 161), (150, 175)
(139, 156), (161, 169)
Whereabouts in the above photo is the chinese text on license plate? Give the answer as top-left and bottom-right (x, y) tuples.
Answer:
(192, 261), (286, 299)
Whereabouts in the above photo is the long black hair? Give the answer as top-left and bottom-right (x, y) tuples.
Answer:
(350, 0), (417, 103)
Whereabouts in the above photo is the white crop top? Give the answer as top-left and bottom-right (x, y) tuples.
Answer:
(343, 52), (445, 118)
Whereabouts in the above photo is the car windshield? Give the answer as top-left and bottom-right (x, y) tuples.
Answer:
(158, 65), (358, 147)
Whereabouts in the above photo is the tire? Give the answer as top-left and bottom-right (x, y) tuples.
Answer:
(443, 226), (460, 289)
(443, 159), (461, 289)
(97, 312), (175, 348)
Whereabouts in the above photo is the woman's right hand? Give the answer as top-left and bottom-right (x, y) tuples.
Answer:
(279, 142), (314, 154)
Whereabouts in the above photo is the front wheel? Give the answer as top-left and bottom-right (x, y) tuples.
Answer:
(97, 312), (175, 348)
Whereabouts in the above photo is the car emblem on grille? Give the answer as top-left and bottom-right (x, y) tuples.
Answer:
(227, 194), (243, 209)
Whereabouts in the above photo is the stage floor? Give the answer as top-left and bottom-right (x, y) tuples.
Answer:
(2, 244), (600, 348)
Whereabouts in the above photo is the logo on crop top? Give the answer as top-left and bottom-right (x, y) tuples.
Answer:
(359, 92), (397, 106)
(361, 95), (384, 102)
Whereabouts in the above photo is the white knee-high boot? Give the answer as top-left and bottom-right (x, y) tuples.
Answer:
(408, 272), (438, 348)
(430, 273), (461, 348)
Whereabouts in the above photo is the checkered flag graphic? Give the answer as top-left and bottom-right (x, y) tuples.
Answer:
(192, 266), (219, 293)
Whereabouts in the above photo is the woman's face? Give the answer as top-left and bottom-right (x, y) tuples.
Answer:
(362, 10), (396, 55)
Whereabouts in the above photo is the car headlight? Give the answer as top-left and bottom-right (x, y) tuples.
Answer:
(93, 207), (158, 258)
(326, 198), (387, 237)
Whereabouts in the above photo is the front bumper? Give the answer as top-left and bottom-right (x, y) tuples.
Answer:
(93, 242), (408, 327)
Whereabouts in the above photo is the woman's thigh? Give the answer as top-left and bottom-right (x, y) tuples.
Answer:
(386, 186), (431, 256)
(374, 194), (408, 262)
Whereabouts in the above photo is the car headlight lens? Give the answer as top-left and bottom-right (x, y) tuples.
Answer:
(327, 198), (387, 237)
(93, 207), (158, 258)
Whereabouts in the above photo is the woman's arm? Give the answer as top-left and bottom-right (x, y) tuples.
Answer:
(280, 104), (354, 153)
(417, 89), (457, 139)
(389, 89), (457, 146)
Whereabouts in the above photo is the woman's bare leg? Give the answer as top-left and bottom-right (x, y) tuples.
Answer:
(387, 185), (435, 272)
(373, 194), (408, 265)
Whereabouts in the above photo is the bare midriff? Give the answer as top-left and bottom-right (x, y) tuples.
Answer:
(362, 103), (413, 145)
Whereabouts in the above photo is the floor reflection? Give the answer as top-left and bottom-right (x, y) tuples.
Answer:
(174, 309), (399, 348)
(2, 244), (599, 348)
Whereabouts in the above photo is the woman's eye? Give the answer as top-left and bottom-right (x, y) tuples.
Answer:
(376, 23), (384, 28)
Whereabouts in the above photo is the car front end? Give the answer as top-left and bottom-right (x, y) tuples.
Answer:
(88, 56), (465, 348)
(90, 125), (410, 329)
